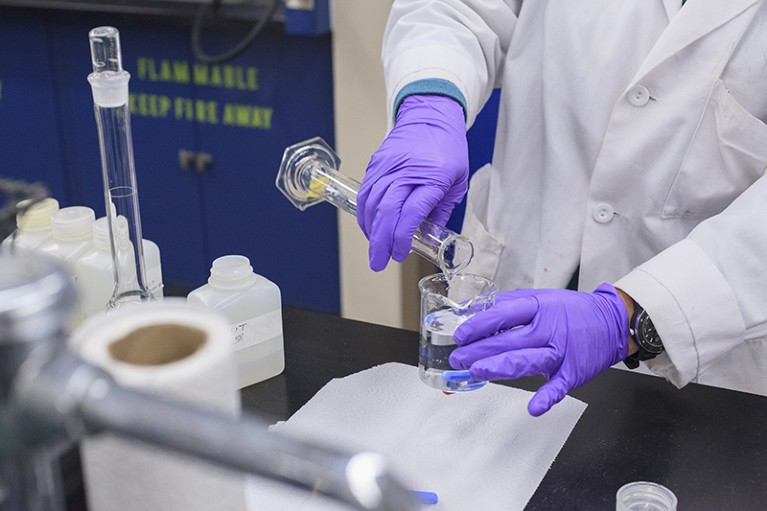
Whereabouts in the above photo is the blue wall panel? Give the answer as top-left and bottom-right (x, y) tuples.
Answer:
(0, 13), (67, 201)
(191, 28), (338, 312)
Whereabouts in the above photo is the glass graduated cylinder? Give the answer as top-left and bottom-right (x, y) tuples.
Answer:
(88, 26), (154, 308)
(276, 137), (474, 275)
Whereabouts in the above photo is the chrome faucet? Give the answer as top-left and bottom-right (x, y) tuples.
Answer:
(0, 254), (419, 511)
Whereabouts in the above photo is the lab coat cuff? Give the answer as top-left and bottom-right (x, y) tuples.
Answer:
(385, 45), (482, 128)
(392, 79), (467, 125)
(614, 239), (745, 388)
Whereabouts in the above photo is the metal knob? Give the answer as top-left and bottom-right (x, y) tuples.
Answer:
(0, 253), (76, 350)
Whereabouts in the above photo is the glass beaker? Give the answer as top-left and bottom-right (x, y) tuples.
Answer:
(418, 273), (496, 392)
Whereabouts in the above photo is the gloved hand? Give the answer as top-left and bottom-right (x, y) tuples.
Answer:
(449, 284), (630, 416)
(357, 94), (468, 271)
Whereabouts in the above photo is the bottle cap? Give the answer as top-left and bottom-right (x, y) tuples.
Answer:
(51, 206), (95, 241)
(208, 255), (257, 290)
(16, 198), (60, 232)
(93, 216), (129, 251)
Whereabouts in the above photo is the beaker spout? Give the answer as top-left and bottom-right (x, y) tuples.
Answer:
(277, 137), (474, 275)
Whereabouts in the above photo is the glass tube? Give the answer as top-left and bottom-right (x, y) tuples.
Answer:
(276, 137), (475, 276)
(88, 26), (154, 308)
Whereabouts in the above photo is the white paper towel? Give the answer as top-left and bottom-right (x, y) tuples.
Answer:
(70, 299), (248, 511)
(247, 362), (587, 511)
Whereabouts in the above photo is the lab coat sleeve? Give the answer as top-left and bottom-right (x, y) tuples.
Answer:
(615, 174), (767, 388)
(382, 0), (519, 128)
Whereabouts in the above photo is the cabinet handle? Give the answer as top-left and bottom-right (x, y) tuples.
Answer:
(178, 149), (195, 171)
(285, 0), (314, 8)
(178, 150), (213, 173)
(194, 152), (213, 173)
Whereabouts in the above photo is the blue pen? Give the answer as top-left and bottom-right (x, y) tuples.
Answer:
(411, 490), (439, 505)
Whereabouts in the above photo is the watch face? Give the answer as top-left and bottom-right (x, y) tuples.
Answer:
(638, 310), (664, 353)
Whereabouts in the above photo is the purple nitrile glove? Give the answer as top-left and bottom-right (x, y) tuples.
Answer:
(357, 94), (468, 271)
(449, 284), (630, 416)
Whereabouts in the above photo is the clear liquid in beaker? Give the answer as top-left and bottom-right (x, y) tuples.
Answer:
(419, 308), (487, 392)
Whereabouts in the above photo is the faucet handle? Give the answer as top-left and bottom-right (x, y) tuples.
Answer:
(0, 253), (77, 349)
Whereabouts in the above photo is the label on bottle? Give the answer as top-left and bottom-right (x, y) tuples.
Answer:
(230, 309), (283, 351)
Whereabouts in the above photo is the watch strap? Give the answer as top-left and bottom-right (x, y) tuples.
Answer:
(624, 298), (664, 369)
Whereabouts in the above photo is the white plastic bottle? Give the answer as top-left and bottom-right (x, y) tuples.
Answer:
(1, 198), (60, 252)
(76, 216), (164, 319)
(143, 238), (164, 300)
(187, 255), (284, 388)
(76, 217), (116, 319)
(37, 206), (96, 278)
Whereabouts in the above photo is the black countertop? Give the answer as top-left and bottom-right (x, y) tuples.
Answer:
(242, 307), (767, 510)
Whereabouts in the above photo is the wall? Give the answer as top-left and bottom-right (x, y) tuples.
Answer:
(331, 0), (425, 330)
(331, 1), (500, 330)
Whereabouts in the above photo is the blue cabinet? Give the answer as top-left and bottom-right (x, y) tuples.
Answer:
(0, 8), (340, 314)
(0, 13), (68, 201)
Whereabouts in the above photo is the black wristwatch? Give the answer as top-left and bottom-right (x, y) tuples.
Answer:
(624, 298), (664, 369)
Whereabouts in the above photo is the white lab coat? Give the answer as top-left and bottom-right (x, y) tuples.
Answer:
(383, 0), (767, 395)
